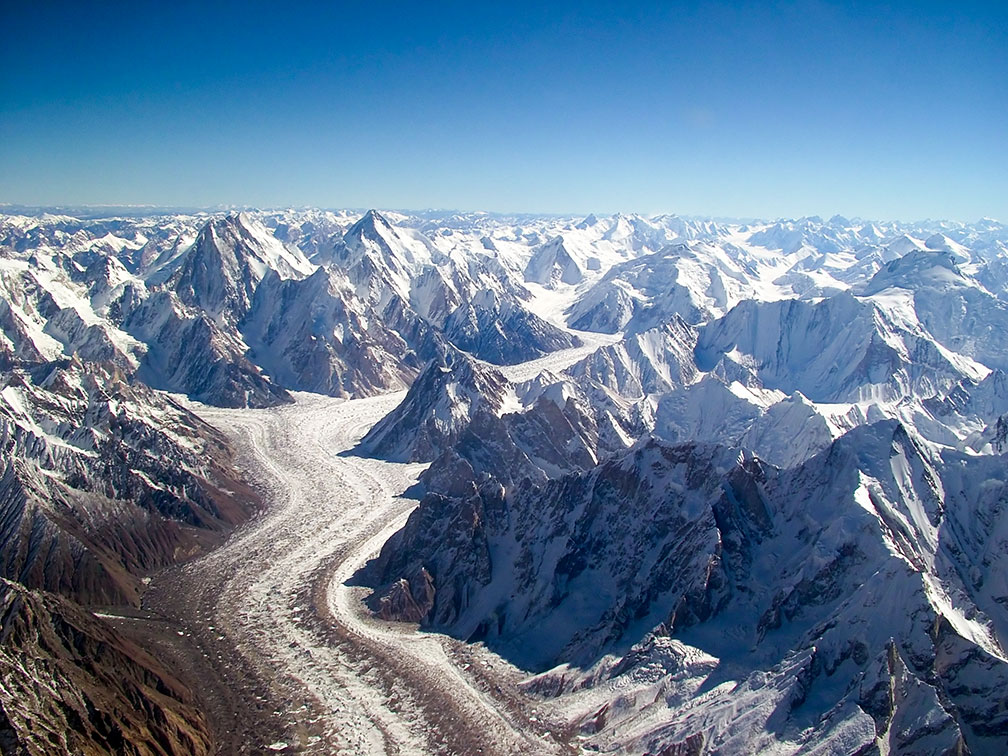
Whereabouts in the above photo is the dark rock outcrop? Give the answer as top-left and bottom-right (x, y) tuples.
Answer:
(0, 578), (213, 756)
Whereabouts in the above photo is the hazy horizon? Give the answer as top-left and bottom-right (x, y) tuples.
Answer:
(1, 201), (1002, 227)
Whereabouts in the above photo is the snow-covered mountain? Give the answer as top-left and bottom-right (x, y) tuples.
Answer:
(0, 357), (257, 606)
(568, 241), (757, 333)
(168, 212), (314, 324)
(694, 292), (983, 403)
(525, 235), (588, 285)
(566, 316), (698, 399)
(0, 208), (585, 409)
(243, 264), (444, 397)
(340, 211), (1008, 754)
(360, 348), (514, 462)
(3, 207), (1008, 755)
(371, 420), (1008, 754)
(326, 209), (580, 366)
(861, 248), (1008, 372)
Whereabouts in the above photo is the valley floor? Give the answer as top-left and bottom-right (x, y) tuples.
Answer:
(123, 390), (575, 755)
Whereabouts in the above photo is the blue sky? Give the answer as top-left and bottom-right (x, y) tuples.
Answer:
(1, 1), (1005, 220)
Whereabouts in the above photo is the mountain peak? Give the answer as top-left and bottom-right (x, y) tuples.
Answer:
(885, 233), (927, 257)
(863, 247), (966, 295)
(354, 209), (394, 234)
(339, 209), (404, 257)
(524, 235), (584, 286)
(359, 348), (510, 462)
(924, 232), (970, 261)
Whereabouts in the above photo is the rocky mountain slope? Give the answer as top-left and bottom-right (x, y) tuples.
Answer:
(1, 209), (582, 408)
(0, 352), (256, 753)
(0, 357), (257, 607)
(0, 578), (213, 756)
(370, 419), (1008, 754)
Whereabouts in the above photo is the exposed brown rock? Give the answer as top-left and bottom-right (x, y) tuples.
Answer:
(377, 567), (436, 623)
(0, 578), (213, 756)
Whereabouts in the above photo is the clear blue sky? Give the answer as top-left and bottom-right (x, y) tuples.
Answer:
(1, 1), (1005, 220)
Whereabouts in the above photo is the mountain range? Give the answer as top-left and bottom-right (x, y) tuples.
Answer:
(1, 207), (1006, 755)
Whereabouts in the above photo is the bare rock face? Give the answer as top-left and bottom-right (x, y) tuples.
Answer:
(376, 568), (436, 623)
(995, 414), (1008, 453)
(0, 578), (213, 756)
(0, 358), (259, 606)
